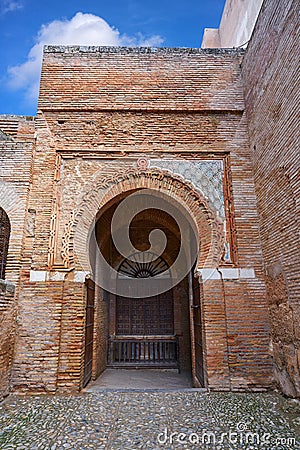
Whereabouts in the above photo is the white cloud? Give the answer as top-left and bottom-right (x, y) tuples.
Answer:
(7, 12), (164, 105)
(1, 0), (23, 14)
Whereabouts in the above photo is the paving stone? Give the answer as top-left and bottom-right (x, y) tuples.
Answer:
(0, 391), (299, 449)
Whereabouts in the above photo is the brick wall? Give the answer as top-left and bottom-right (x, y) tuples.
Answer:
(56, 281), (86, 392)
(12, 282), (63, 393)
(40, 46), (244, 111)
(1, 3), (297, 398)
(242, 0), (300, 397)
(8, 47), (273, 393)
(0, 116), (35, 284)
(0, 280), (16, 400)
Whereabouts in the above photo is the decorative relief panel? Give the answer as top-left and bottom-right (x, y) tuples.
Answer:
(149, 159), (225, 219)
(53, 155), (236, 270)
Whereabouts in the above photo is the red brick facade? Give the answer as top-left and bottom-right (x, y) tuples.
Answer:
(242, 0), (300, 397)
(0, 0), (298, 397)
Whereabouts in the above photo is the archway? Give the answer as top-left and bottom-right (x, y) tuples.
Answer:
(67, 168), (224, 388)
(67, 168), (225, 272)
(83, 186), (211, 387)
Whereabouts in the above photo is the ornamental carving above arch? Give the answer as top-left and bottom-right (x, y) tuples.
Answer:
(61, 166), (225, 271)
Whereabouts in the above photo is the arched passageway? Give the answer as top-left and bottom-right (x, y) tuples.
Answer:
(83, 187), (207, 388)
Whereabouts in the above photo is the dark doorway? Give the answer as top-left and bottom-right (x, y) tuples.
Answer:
(87, 188), (205, 387)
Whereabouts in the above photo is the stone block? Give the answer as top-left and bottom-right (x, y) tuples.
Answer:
(269, 304), (294, 344)
(29, 271), (47, 282)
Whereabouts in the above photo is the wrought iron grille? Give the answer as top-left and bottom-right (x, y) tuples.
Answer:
(112, 251), (177, 367)
(117, 251), (169, 278)
(116, 252), (173, 335)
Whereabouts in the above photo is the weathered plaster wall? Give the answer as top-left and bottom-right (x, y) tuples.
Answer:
(202, 0), (263, 48)
(242, 0), (300, 397)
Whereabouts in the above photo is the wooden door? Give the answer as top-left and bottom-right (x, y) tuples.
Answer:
(192, 275), (204, 386)
(83, 278), (95, 387)
(116, 290), (174, 336)
(109, 290), (177, 367)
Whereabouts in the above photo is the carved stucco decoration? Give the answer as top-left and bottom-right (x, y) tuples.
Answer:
(136, 157), (149, 171)
(149, 159), (225, 219)
(61, 166), (225, 271)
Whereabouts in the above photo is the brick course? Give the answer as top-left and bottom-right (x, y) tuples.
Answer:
(40, 47), (244, 112)
(242, 0), (300, 397)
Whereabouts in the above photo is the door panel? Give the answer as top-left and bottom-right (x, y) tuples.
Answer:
(116, 290), (174, 336)
(192, 275), (204, 386)
(83, 278), (95, 387)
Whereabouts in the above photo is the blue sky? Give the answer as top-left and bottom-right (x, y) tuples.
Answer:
(0, 0), (225, 116)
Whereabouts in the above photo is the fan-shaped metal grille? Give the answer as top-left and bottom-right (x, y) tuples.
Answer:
(118, 251), (169, 278)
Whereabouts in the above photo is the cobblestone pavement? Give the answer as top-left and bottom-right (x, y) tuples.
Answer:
(0, 391), (299, 449)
